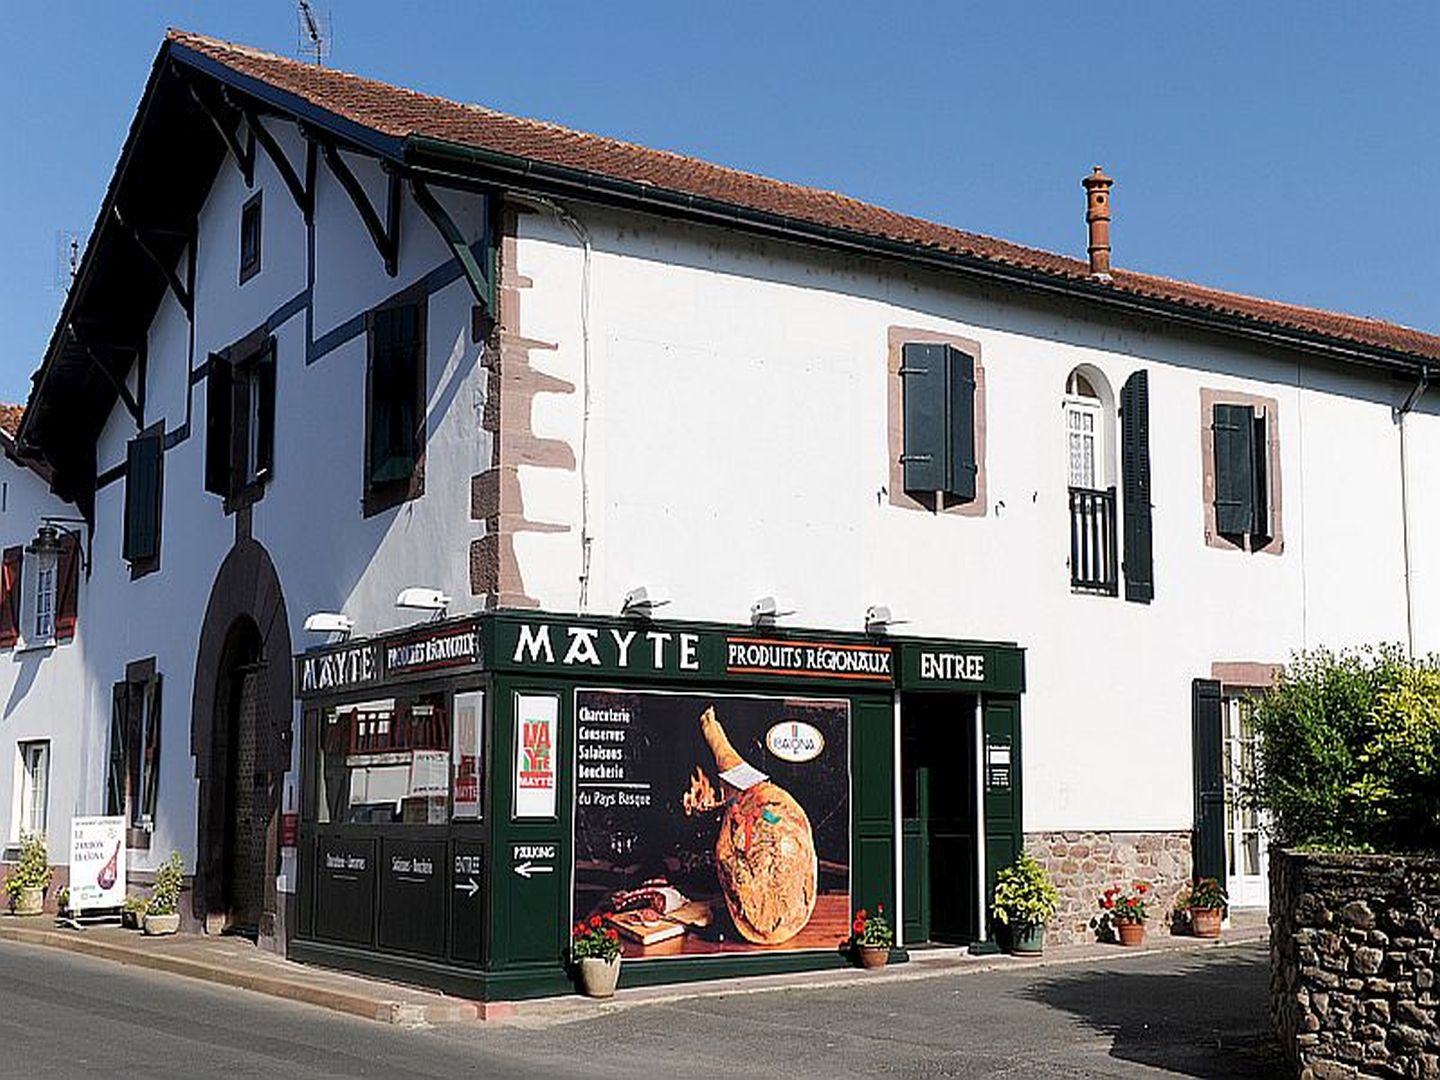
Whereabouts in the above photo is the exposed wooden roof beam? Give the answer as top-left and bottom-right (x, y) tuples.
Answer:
(322, 143), (399, 276)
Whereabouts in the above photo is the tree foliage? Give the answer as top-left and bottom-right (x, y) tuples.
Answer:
(1245, 645), (1440, 853)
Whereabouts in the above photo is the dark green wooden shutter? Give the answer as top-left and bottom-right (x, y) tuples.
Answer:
(368, 305), (421, 488)
(256, 341), (277, 479)
(1251, 410), (1269, 541)
(1191, 678), (1226, 883)
(1120, 371), (1153, 603)
(901, 343), (947, 494)
(205, 355), (234, 497)
(947, 346), (977, 502)
(1213, 403), (1255, 536)
(107, 682), (129, 817)
(124, 430), (163, 563)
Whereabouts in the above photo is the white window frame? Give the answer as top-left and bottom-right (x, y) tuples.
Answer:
(16, 551), (57, 651)
(1064, 395), (1104, 491)
(17, 740), (49, 839)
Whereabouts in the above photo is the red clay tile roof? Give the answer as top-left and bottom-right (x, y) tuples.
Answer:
(0, 405), (24, 440)
(168, 29), (1440, 364)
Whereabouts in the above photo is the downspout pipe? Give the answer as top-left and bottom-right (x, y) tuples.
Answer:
(1396, 367), (1430, 656)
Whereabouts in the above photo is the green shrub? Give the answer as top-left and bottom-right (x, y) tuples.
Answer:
(148, 852), (185, 917)
(992, 853), (1060, 930)
(1245, 645), (1440, 852)
(5, 833), (52, 896)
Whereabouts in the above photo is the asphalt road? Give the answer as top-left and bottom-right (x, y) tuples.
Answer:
(0, 939), (1281, 1078)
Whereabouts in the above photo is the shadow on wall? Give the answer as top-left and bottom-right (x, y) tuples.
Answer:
(1020, 943), (1282, 1079)
(4, 650), (46, 719)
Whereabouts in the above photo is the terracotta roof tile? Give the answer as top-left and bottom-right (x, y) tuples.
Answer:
(0, 404), (24, 440)
(168, 29), (1440, 364)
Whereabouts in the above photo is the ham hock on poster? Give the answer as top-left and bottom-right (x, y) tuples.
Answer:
(573, 691), (851, 959)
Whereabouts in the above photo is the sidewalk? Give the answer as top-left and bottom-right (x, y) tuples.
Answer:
(0, 910), (1270, 1028)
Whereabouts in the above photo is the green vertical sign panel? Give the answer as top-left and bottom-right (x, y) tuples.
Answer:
(851, 697), (896, 930)
(982, 695), (1022, 935)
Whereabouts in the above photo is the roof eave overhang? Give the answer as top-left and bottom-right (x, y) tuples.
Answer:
(402, 133), (1436, 380)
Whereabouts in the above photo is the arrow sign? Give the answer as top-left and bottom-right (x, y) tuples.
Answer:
(454, 876), (479, 898)
(513, 861), (554, 879)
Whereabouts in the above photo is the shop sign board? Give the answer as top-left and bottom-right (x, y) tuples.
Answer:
(297, 643), (380, 695)
(513, 693), (558, 819)
(494, 617), (895, 687)
(296, 619), (483, 698)
(897, 642), (1026, 694)
(383, 621), (481, 679)
(572, 688), (851, 960)
(69, 816), (126, 914)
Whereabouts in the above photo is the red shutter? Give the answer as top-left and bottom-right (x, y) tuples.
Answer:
(55, 533), (80, 641)
(0, 546), (22, 648)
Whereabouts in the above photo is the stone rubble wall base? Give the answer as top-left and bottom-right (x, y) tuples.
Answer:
(1023, 830), (1193, 946)
(1270, 849), (1440, 1079)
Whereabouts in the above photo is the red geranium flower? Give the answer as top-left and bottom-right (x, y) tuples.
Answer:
(1103, 898), (1114, 909)
(856, 909), (867, 920)
(605, 928), (619, 941)
(852, 919), (864, 934)
(589, 915), (603, 928)
(877, 903), (884, 913)
(1137, 883), (1149, 894)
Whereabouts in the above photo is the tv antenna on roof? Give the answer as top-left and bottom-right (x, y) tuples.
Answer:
(297, 1), (332, 66)
(52, 229), (83, 289)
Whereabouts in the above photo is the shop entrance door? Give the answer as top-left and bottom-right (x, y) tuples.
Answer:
(901, 694), (978, 945)
(224, 663), (269, 934)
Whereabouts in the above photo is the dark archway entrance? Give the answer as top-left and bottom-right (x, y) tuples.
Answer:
(192, 540), (293, 947)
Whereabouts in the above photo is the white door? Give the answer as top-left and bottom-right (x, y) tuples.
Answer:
(1223, 696), (1268, 907)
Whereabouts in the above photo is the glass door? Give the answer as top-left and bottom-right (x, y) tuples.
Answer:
(1222, 696), (1268, 907)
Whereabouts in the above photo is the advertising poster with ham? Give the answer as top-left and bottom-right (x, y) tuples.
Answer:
(572, 690), (850, 959)
(70, 815), (127, 914)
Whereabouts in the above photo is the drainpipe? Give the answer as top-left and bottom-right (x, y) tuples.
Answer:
(507, 193), (595, 612)
(1396, 367), (1429, 656)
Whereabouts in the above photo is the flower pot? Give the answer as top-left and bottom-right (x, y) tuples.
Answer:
(576, 955), (621, 998)
(1190, 907), (1223, 939)
(1009, 923), (1046, 955)
(1116, 919), (1146, 947)
(856, 945), (890, 969)
(143, 912), (180, 936)
(12, 887), (44, 916)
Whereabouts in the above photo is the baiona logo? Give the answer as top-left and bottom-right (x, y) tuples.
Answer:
(765, 721), (825, 763)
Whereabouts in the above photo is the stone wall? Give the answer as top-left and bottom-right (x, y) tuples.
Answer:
(1025, 830), (1192, 945)
(1271, 849), (1440, 1078)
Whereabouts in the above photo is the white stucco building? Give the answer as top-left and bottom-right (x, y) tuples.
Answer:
(5, 30), (1439, 992)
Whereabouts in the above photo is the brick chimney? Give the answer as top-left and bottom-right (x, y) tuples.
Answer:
(1082, 166), (1113, 281)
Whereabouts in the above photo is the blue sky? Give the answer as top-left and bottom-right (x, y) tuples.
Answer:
(1, 3), (1436, 404)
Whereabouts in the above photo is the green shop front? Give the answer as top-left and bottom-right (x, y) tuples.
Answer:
(290, 613), (1025, 999)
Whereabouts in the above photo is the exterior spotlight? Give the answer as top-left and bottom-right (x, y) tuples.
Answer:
(303, 612), (354, 637)
(396, 587), (450, 617)
(621, 586), (669, 619)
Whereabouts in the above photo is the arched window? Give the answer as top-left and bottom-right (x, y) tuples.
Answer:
(1064, 366), (1119, 594)
(1063, 368), (1113, 492)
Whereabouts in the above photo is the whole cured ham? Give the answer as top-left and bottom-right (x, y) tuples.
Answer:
(700, 706), (817, 945)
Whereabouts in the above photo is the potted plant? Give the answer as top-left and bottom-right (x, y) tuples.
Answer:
(143, 852), (184, 936)
(1176, 877), (1227, 938)
(5, 833), (52, 916)
(992, 853), (1060, 955)
(850, 903), (894, 968)
(571, 914), (622, 998)
(56, 886), (70, 919)
(122, 893), (150, 930)
(1100, 881), (1150, 946)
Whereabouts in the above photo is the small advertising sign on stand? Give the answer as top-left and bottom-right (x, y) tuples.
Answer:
(69, 816), (127, 923)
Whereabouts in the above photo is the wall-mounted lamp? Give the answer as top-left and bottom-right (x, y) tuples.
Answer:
(396, 587), (450, 619)
(620, 586), (669, 620)
(27, 518), (89, 574)
(303, 612), (354, 638)
(864, 605), (908, 635)
(750, 596), (795, 628)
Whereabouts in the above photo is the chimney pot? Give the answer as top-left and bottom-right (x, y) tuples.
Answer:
(1082, 166), (1113, 280)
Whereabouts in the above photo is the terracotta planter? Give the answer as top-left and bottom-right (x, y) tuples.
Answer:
(856, 945), (890, 969)
(1116, 919), (1146, 946)
(11, 887), (45, 916)
(1190, 907), (1223, 939)
(577, 955), (621, 998)
(1009, 923), (1046, 955)
(143, 912), (180, 936)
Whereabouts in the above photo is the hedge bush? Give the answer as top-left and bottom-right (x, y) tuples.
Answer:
(1244, 645), (1440, 853)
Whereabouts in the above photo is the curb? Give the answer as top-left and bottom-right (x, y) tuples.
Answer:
(497, 930), (1272, 1027)
(0, 923), (476, 1024)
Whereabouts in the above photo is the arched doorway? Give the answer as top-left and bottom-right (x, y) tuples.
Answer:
(191, 540), (293, 945)
(216, 618), (270, 934)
